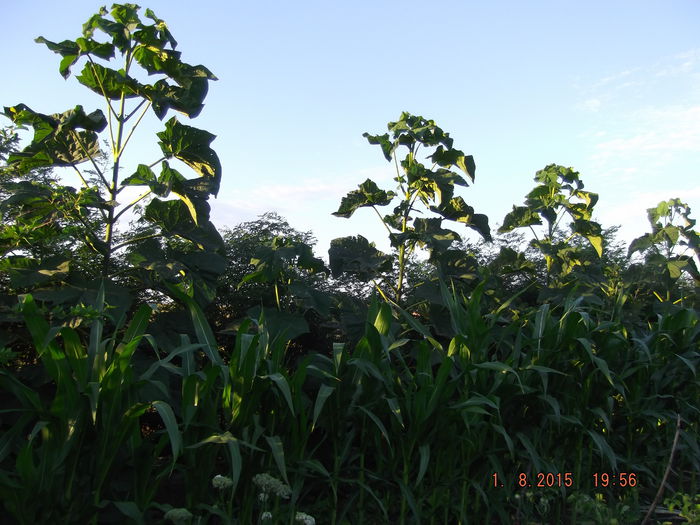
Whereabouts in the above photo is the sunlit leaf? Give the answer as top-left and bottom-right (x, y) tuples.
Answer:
(333, 178), (395, 218)
(157, 117), (221, 196)
(76, 62), (141, 99)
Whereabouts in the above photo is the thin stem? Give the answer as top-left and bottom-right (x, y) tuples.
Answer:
(393, 154), (406, 194)
(397, 243), (406, 304)
(68, 132), (109, 189)
(123, 99), (147, 123)
(551, 209), (566, 239)
(87, 56), (117, 146)
(371, 205), (393, 236)
(118, 100), (152, 157)
(112, 232), (164, 252)
(372, 279), (391, 303)
(68, 163), (91, 188)
(102, 49), (131, 277)
(528, 225), (540, 243)
(69, 163), (108, 221)
(148, 156), (167, 169)
(113, 189), (152, 222)
(641, 414), (682, 525)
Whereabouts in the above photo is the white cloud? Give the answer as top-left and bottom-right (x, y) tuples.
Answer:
(581, 98), (601, 112)
(575, 48), (700, 115)
(591, 105), (700, 163)
(654, 49), (700, 77)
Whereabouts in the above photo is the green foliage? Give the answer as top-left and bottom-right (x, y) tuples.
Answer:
(1, 3), (223, 300)
(664, 493), (700, 524)
(332, 112), (491, 303)
(500, 164), (603, 285)
(1, 7), (699, 523)
(628, 199), (700, 301)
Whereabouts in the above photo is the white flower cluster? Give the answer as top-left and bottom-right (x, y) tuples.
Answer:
(252, 473), (292, 499)
(212, 474), (234, 490)
(295, 511), (316, 525)
(164, 507), (193, 524)
(260, 511), (273, 521)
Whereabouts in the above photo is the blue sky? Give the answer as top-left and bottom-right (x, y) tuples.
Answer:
(2, 1), (699, 258)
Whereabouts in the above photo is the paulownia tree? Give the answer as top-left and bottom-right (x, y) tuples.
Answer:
(628, 198), (700, 302)
(0, 4), (224, 315)
(499, 164), (603, 287)
(331, 112), (491, 304)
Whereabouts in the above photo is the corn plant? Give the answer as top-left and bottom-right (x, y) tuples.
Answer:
(0, 289), (183, 523)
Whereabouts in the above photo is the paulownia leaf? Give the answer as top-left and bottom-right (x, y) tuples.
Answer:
(412, 217), (461, 252)
(363, 132), (395, 161)
(328, 235), (392, 280)
(426, 169), (469, 207)
(35, 36), (115, 79)
(429, 146), (475, 183)
(157, 118), (221, 196)
(82, 9), (131, 52)
(0, 255), (70, 288)
(132, 45), (215, 83)
(570, 219), (603, 257)
(432, 250), (479, 279)
(35, 37), (79, 78)
(76, 62), (141, 100)
(499, 205), (541, 233)
(333, 179), (395, 218)
(141, 78), (210, 119)
(3, 105), (106, 173)
(138, 8), (178, 48)
(490, 247), (536, 274)
(110, 3), (141, 27)
(144, 198), (223, 250)
(241, 237), (327, 285)
(431, 196), (492, 241)
(666, 259), (687, 279)
(391, 218), (461, 253)
(628, 233), (654, 257)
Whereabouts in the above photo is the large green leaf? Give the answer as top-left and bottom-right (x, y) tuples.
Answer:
(76, 62), (141, 99)
(429, 146), (475, 183)
(432, 250), (480, 279)
(333, 178), (395, 218)
(157, 117), (221, 196)
(141, 78), (210, 119)
(82, 7), (131, 52)
(499, 205), (542, 233)
(123, 161), (202, 223)
(362, 132), (394, 161)
(328, 235), (393, 280)
(35, 36), (114, 78)
(132, 45), (216, 84)
(397, 217), (461, 253)
(570, 219), (603, 257)
(0, 255), (70, 288)
(3, 104), (106, 173)
(431, 196), (491, 241)
(144, 198), (223, 250)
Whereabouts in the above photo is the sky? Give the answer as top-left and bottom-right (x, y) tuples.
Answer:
(2, 1), (699, 260)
